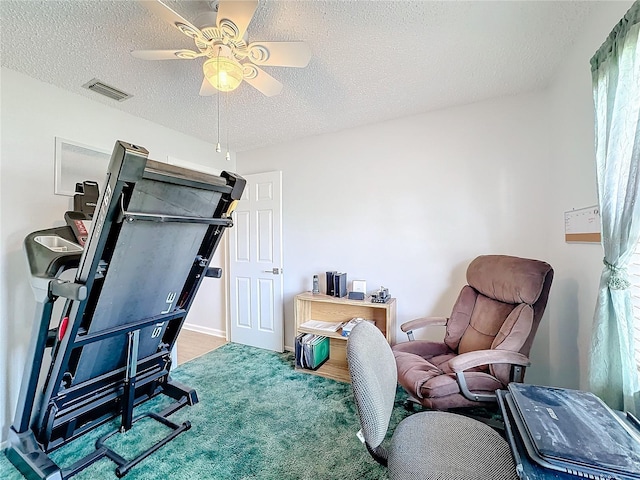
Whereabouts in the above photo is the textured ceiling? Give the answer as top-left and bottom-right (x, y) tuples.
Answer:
(1, 0), (598, 152)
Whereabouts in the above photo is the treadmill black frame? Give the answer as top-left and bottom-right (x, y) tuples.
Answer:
(6, 141), (245, 479)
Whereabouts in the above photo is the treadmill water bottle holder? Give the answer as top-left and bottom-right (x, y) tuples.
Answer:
(34, 235), (83, 253)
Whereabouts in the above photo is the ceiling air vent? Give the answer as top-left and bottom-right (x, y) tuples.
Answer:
(82, 78), (132, 102)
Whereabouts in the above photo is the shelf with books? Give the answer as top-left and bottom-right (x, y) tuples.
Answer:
(297, 325), (345, 341)
(294, 292), (396, 382)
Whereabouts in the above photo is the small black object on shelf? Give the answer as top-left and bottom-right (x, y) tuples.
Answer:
(371, 287), (390, 303)
(326, 271), (336, 296)
(326, 271), (347, 298)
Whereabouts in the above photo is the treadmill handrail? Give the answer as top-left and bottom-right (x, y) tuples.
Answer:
(49, 279), (87, 301)
(120, 211), (234, 226)
(73, 310), (185, 348)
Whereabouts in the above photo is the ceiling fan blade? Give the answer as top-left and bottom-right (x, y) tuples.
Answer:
(242, 64), (283, 97)
(247, 42), (312, 67)
(216, 0), (258, 40)
(141, 0), (204, 40)
(199, 77), (218, 96)
(131, 49), (204, 60)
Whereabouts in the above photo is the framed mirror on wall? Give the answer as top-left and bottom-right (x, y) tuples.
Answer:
(54, 137), (110, 196)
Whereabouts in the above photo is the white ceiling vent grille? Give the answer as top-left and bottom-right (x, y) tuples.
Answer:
(82, 79), (132, 102)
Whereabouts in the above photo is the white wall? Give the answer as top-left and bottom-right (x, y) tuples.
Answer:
(237, 0), (635, 391)
(237, 90), (554, 359)
(0, 68), (6, 450)
(544, 0), (635, 389)
(0, 68), (234, 443)
(185, 236), (228, 337)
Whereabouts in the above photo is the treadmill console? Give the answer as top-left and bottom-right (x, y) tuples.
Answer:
(66, 180), (98, 246)
(23, 181), (98, 284)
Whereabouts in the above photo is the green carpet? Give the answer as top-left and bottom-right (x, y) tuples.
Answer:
(1, 343), (412, 479)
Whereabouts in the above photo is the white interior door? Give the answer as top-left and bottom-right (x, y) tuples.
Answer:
(228, 171), (284, 352)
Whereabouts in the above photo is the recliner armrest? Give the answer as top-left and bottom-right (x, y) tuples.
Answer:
(400, 317), (448, 341)
(451, 350), (531, 403)
(448, 350), (531, 373)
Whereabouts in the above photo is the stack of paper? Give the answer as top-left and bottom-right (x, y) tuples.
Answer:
(341, 318), (375, 337)
(300, 320), (344, 333)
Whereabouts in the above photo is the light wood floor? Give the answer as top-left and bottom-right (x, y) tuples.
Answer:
(176, 329), (227, 365)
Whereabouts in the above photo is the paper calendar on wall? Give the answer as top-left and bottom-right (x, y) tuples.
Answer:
(564, 206), (601, 243)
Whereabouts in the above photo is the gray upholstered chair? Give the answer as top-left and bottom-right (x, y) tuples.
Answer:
(392, 255), (553, 410)
(347, 320), (518, 480)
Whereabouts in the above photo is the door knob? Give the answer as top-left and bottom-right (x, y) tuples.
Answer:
(263, 267), (282, 274)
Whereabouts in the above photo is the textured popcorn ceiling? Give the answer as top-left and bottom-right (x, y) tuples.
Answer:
(0, 0), (598, 153)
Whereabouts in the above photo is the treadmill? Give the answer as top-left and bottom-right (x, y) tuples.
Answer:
(6, 141), (245, 479)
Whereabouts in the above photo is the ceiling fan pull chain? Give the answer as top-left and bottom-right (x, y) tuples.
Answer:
(225, 90), (231, 161)
(216, 48), (222, 153)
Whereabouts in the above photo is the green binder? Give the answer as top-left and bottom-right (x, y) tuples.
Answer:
(295, 334), (330, 370)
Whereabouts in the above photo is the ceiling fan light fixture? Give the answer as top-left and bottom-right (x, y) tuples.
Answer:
(203, 56), (243, 92)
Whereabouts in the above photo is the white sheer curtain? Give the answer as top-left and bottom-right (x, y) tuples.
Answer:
(589, 1), (640, 414)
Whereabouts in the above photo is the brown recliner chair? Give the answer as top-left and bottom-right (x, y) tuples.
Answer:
(392, 255), (553, 410)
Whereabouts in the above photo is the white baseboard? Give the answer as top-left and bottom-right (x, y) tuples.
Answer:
(1, 439), (8, 450)
(182, 323), (226, 339)
(182, 324), (293, 352)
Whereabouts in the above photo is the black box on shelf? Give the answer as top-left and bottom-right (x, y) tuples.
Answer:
(326, 271), (336, 296)
(333, 272), (347, 298)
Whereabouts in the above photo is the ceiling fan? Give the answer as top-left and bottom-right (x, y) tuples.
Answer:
(132, 0), (312, 97)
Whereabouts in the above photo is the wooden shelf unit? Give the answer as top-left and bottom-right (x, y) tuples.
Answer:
(294, 292), (396, 383)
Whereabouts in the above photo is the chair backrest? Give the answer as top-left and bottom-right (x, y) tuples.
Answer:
(347, 321), (397, 463)
(444, 255), (554, 382)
